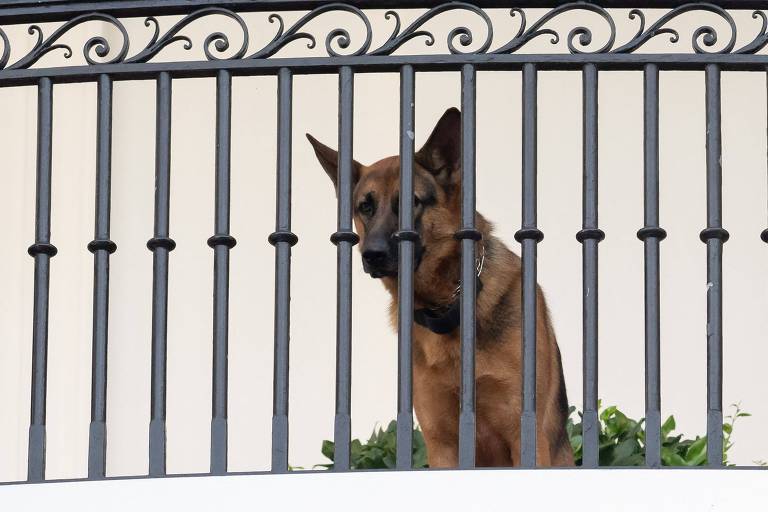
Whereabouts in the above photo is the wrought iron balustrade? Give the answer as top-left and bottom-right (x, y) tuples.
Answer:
(0, 0), (766, 485)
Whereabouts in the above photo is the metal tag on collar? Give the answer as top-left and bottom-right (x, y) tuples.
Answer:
(451, 241), (485, 301)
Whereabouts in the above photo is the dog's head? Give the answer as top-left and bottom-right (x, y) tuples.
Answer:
(307, 108), (463, 280)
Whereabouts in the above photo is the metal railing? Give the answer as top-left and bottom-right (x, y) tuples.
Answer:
(1, 0), (766, 484)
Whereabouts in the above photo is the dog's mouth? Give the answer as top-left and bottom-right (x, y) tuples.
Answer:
(368, 268), (397, 279)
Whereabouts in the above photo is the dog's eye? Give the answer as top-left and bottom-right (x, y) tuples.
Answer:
(359, 198), (375, 217)
(392, 195), (422, 216)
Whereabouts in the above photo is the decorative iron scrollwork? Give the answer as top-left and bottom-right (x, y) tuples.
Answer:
(247, 3), (372, 59)
(5, 13), (129, 70)
(612, 4), (736, 54)
(736, 10), (768, 54)
(0, 27), (9, 69)
(127, 7), (249, 63)
(0, 2), (766, 71)
(370, 2), (492, 56)
(493, 4), (617, 55)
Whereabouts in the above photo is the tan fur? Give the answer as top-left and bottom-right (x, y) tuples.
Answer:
(308, 109), (573, 468)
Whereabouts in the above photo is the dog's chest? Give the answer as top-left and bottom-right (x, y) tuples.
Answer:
(413, 329), (505, 382)
(414, 329), (460, 371)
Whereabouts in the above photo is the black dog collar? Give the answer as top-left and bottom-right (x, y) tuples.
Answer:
(414, 278), (483, 335)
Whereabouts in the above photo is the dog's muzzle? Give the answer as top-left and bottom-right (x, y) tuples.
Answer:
(361, 240), (424, 279)
(362, 248), (397, 278)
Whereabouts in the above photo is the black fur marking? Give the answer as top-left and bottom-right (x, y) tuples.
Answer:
(478, 289), (516, 343)
(358, 192), (376, 218)
(420, 182), (437, 207)
(476, 241), (519, 343)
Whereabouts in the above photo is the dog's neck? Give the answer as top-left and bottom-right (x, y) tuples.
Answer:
(381, 239), (481, 309)
(382, 217), (497, 336)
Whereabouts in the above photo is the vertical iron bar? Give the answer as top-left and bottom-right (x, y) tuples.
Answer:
(396, 64), (415, 470)
(702, 64), (727, 467)
(332, 65), (356, 471)
(87, 73), (116, 479)
(640, 63), (664, 468)
(764, 71), (768, 245)
(269, 67), (297, 473)
(579, 64), (603, 469)
(458, 64), (477, 470)
(764, 70), (768, 246)
(147, 71), (175, 478)
(516, 63), (541, 469)
(27, 76), (56, 483)
(208, 69), (235, 475)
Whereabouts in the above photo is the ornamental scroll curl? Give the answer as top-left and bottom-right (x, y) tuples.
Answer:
(1, 13), (130, 70)
(369, 3), (492, 56)
(126, 7), (250, 63)
(611, 3), (737, 54)
(0, 2), (768, 71)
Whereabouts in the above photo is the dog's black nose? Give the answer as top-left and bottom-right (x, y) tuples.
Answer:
(361, 236), (396, 277)
(362, 249), (388, 267)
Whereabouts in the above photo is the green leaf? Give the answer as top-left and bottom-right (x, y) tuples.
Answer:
(684, 437), (707, 466)
(321, 440), (335, 462)
(612, 439), (639, 464)
(626, 419), (644, 439)
(664, 434), (683, 449)
(570, 434), (583, 453)
(613, 453), (645, 467)
(600, 406), (618, 422)
(661, 415), (676, 438)
(661, 447), (688, 467)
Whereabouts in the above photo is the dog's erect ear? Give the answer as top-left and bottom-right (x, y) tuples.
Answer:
(415, 107), (461, 188)
(306, 133), (362, 190)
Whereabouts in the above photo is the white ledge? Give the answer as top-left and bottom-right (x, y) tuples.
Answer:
(1, 468), (767, 511)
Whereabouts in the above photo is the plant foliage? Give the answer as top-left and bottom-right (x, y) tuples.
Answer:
(318, 420), (428, 470)
(318, 403), (749, 469)
(567, 402), (748, 467)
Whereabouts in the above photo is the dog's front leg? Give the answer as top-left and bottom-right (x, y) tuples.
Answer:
(421, 432), (459, 468)
(508, 430), (521, 467)
(508, 429), (556, 467)
(413, 373), (460, 468)
(415, 403), (459, 468)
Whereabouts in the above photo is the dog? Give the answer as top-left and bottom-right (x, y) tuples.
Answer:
(307, 107), (573, 467)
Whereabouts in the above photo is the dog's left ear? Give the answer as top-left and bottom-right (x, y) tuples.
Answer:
(416, 107), (461, 189)
(306, 133), (362, 193)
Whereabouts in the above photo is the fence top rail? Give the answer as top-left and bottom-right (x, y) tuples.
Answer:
(0, 0), (766, 24)
(1, 52), (768, 89)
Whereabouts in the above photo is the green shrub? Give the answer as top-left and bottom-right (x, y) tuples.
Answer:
(317, 403), (748, 469)
(567, 402), (748, 466)
(317, 420), (428, 470)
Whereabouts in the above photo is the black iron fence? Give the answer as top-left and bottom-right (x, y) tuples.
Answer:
(1, 0), (766, 484)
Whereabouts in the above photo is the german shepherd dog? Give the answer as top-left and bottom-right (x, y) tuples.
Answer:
(308, 108), (573, 467)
